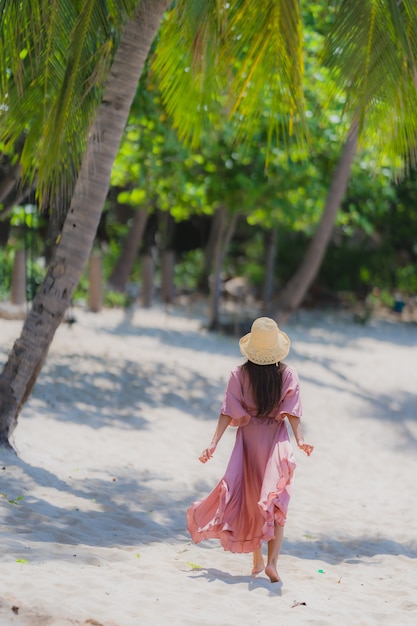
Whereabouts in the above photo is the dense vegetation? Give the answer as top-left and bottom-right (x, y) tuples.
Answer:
(2, 6), (417, 313)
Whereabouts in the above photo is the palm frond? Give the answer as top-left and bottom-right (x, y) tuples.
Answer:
(152, 0), (226, 148)
(322, 0), (417, 170)
(153, 0), (306, 154)
(224, 0), (306, 151)
(0, 0), (138, 209)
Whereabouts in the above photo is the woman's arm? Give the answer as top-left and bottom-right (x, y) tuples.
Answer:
(286, 414), (314, 456)
(199, 413), (232, 463)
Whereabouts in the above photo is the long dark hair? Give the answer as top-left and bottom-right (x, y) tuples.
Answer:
(243, 361), (284, 417)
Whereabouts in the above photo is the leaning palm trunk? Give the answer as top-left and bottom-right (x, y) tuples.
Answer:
(272, 119), (359, 324)
(0, 0), (169, 449)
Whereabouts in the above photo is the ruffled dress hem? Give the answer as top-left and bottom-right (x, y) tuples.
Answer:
(186, 456), (296, 553)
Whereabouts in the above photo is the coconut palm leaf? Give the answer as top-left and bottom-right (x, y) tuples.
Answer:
(153, 0), (306, 151)
(151, 0), (228, 148)
(0, 0), (138, 209)
(322, 0), (417, 169)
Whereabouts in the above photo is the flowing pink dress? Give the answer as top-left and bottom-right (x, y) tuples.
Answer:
(187, 364), (302, 553)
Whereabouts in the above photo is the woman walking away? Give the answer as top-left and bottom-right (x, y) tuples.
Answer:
(187, 317), (314, 583)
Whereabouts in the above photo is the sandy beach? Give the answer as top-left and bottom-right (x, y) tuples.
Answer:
(0, 302), (416, 626)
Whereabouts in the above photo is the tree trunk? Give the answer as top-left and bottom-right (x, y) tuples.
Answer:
(10, 249), (27, 306)
(0, 0), (169, 449)
(261, 227), (277, 314)
(108, 206), (149, 290)
(207, 207), (239, 330)
(88, 251), (103, 313)
(273, 120), (359, 324)
(161, 249), (176, 304)
(158, 210), (176, 304)
(140, 251), (154, 307)
(199, 216), (217, 293)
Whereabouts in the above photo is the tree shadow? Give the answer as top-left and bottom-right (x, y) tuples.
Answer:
(283, 534), (417, 563)
(292, 347), (417, 449)
(117, 305), (417, 350)
(1, 452), (193, 561)
(361, 388), (417, 449)
(31, 353), (226, 428)
(2, 307), (416, 573)
(2, 449), (416, 571)
(100, 306), (239, 358)
(288, 311), (417, 349)
(189, 533), (417, 569)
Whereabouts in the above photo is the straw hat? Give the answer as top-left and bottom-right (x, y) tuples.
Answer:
(239, 317), (290, 365)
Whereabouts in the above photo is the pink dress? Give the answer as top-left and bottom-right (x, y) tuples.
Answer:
(186, 364), (302, 553)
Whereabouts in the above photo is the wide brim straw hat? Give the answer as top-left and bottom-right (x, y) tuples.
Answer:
(239, 317), (290, 365)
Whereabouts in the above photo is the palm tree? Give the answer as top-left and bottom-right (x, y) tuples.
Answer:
(271, 1), (417, 319)
(271, 119), (359, 323)
(0, 0), (169, 448)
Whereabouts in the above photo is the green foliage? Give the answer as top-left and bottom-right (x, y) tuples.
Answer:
(396, 264), (417, 294)
(0, 249), (13, 300)
(2, 0), (417, 312)
(3, 0), (417, 226)
(174, 249), (205, 292)
(72, 271), (89, 305)
(105, 7), (417, 307)
(0, 0), (138, 209)
(72, 243), (137, 308)
(104, 290), (133, 308)
(322, 0), (417, 172)
(244, 262), (265, 290)
(0, 243), (45, 303)
(153, 0), (307, 152)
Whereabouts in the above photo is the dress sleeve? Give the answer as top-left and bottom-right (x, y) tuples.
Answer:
(220, 367), (251, 427)
(276, 365), (303, 419)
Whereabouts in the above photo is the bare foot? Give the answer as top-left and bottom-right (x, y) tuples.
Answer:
(265, 564), (281, 583)
(251, 549), (265, 576)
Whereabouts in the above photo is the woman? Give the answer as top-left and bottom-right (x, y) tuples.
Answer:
(186, 317), (314, 583)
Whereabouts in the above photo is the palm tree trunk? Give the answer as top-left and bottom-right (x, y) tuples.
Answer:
(0, 0), (169, 449)
(108, 206), (149, 290)
(273, 119), (359, 324)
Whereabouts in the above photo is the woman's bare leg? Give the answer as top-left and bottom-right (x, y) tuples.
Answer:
(265, 524), (284, 582)
(252, 546), (265, 575)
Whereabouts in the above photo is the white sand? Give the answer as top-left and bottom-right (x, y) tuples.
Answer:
(0, 303), (416, 626)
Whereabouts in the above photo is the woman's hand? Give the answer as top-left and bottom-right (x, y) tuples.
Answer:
(199, 443), (217, 463)
(298, 442), (314, 456)
(199, 414), (231, 463)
